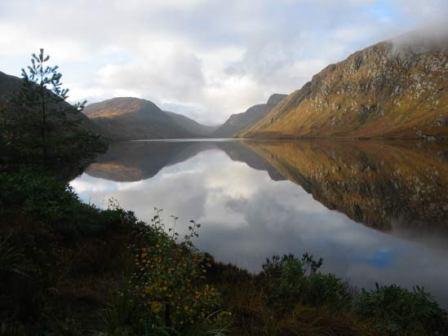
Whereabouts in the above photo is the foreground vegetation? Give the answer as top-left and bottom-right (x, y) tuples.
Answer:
(1, 170), (447, 336)
(1, 49), (447, 336)
(0, 49), (106, 170)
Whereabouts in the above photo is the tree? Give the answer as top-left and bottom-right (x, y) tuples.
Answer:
(2, 49), (104, 165)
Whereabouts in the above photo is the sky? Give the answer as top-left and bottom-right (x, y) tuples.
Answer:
(1, 0), (447, 125)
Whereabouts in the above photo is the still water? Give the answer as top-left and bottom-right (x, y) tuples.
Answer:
(70, 139), (448, 305)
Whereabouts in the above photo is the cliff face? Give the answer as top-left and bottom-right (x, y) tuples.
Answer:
(245, 140), (448, 232)
(213, 93), (287, 137)
(241, 32), (448, 139)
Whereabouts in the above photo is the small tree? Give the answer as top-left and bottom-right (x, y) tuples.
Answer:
(3, 49), (103, 165)
(18, 49), (86, 162)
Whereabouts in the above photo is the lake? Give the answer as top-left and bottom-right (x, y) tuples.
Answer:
(70, 139), (448, 306)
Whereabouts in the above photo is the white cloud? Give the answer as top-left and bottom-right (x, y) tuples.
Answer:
(1, 0), (447, 124)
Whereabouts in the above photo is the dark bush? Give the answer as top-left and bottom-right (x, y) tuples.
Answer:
(261, 254), (351, 311)
(355, 284), (448, 335)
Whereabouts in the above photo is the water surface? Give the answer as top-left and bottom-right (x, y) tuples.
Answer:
(71, 139), (448, 305)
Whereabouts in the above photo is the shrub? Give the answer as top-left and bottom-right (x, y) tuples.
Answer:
(302, 273), (352, 309)
(261, 254), (351, 311)
(355, 284), (448, 335)
(0, 170), (132, 238)
(129, 210), (223, 332)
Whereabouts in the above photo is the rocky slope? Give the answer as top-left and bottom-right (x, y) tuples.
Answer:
(84, 97), (214, 140)
(213, 94), (287, 137)
(241, 31), (448, 139)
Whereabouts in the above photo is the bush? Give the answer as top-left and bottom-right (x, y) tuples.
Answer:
(302, 273), (352, 309)
(129, 210), (222, 331)
(261, 254), (351, 311)
(0, 170), (133, 238)
(355, 284), (448, 335)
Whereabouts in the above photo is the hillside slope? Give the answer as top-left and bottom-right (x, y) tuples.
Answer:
(0, 71), (21, 97)
(213, 94), (286, 137)
(165, 111), (217, 137)
(0, 71), (97, 132)
(241, 32), (448, 139)
(84, 97), (217, 140)
(84, 97), (193, 140)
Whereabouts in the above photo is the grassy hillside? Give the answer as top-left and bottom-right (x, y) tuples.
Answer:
(241, 32), (448, 139)
(0, 71), (99, 135)
(84, 97), (195, 140)
(0, 70), (105, 169)
(84, 97), (216, 140)
(213, 94), (286, 137)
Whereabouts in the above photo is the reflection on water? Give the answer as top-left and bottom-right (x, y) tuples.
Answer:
(71, 140), (448, 306)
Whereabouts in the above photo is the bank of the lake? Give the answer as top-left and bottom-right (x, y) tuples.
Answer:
(1, 167), (448, 336)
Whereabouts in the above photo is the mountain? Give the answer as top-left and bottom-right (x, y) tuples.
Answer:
(84, 97), (216, 140)
(213, 93), (287, 137)
(165, 111), (218, 137)
(84, 97), (191, 140)
(241, 31), (448, 139)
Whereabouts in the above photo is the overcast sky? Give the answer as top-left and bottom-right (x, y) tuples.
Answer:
(1, 0), (447, 124)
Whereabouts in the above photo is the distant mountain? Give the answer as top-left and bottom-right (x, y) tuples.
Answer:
(213, 94), (287, 137)
(165, 111), (218, 137)
(241, 31), (448, 139)
(84, 97), (215, 140)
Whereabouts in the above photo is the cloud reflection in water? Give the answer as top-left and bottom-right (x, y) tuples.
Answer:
(71, 141), (448, 306)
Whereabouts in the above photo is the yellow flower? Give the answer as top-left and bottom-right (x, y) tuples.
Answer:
(150, 301), (162, 314)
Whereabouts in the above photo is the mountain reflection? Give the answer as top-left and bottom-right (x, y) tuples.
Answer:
(86, 140), (448, 238)
(86, 140), (283, 182)
(245, 140), (448, 237)
(72, 140), (448, 305)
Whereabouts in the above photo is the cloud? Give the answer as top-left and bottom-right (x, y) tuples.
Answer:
(1, 0), (447, 124)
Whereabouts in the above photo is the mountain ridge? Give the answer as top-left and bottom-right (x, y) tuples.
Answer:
(240, 31), (448, 139)
(213, 93), (287, 137)
(83, 97), (214, 140)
